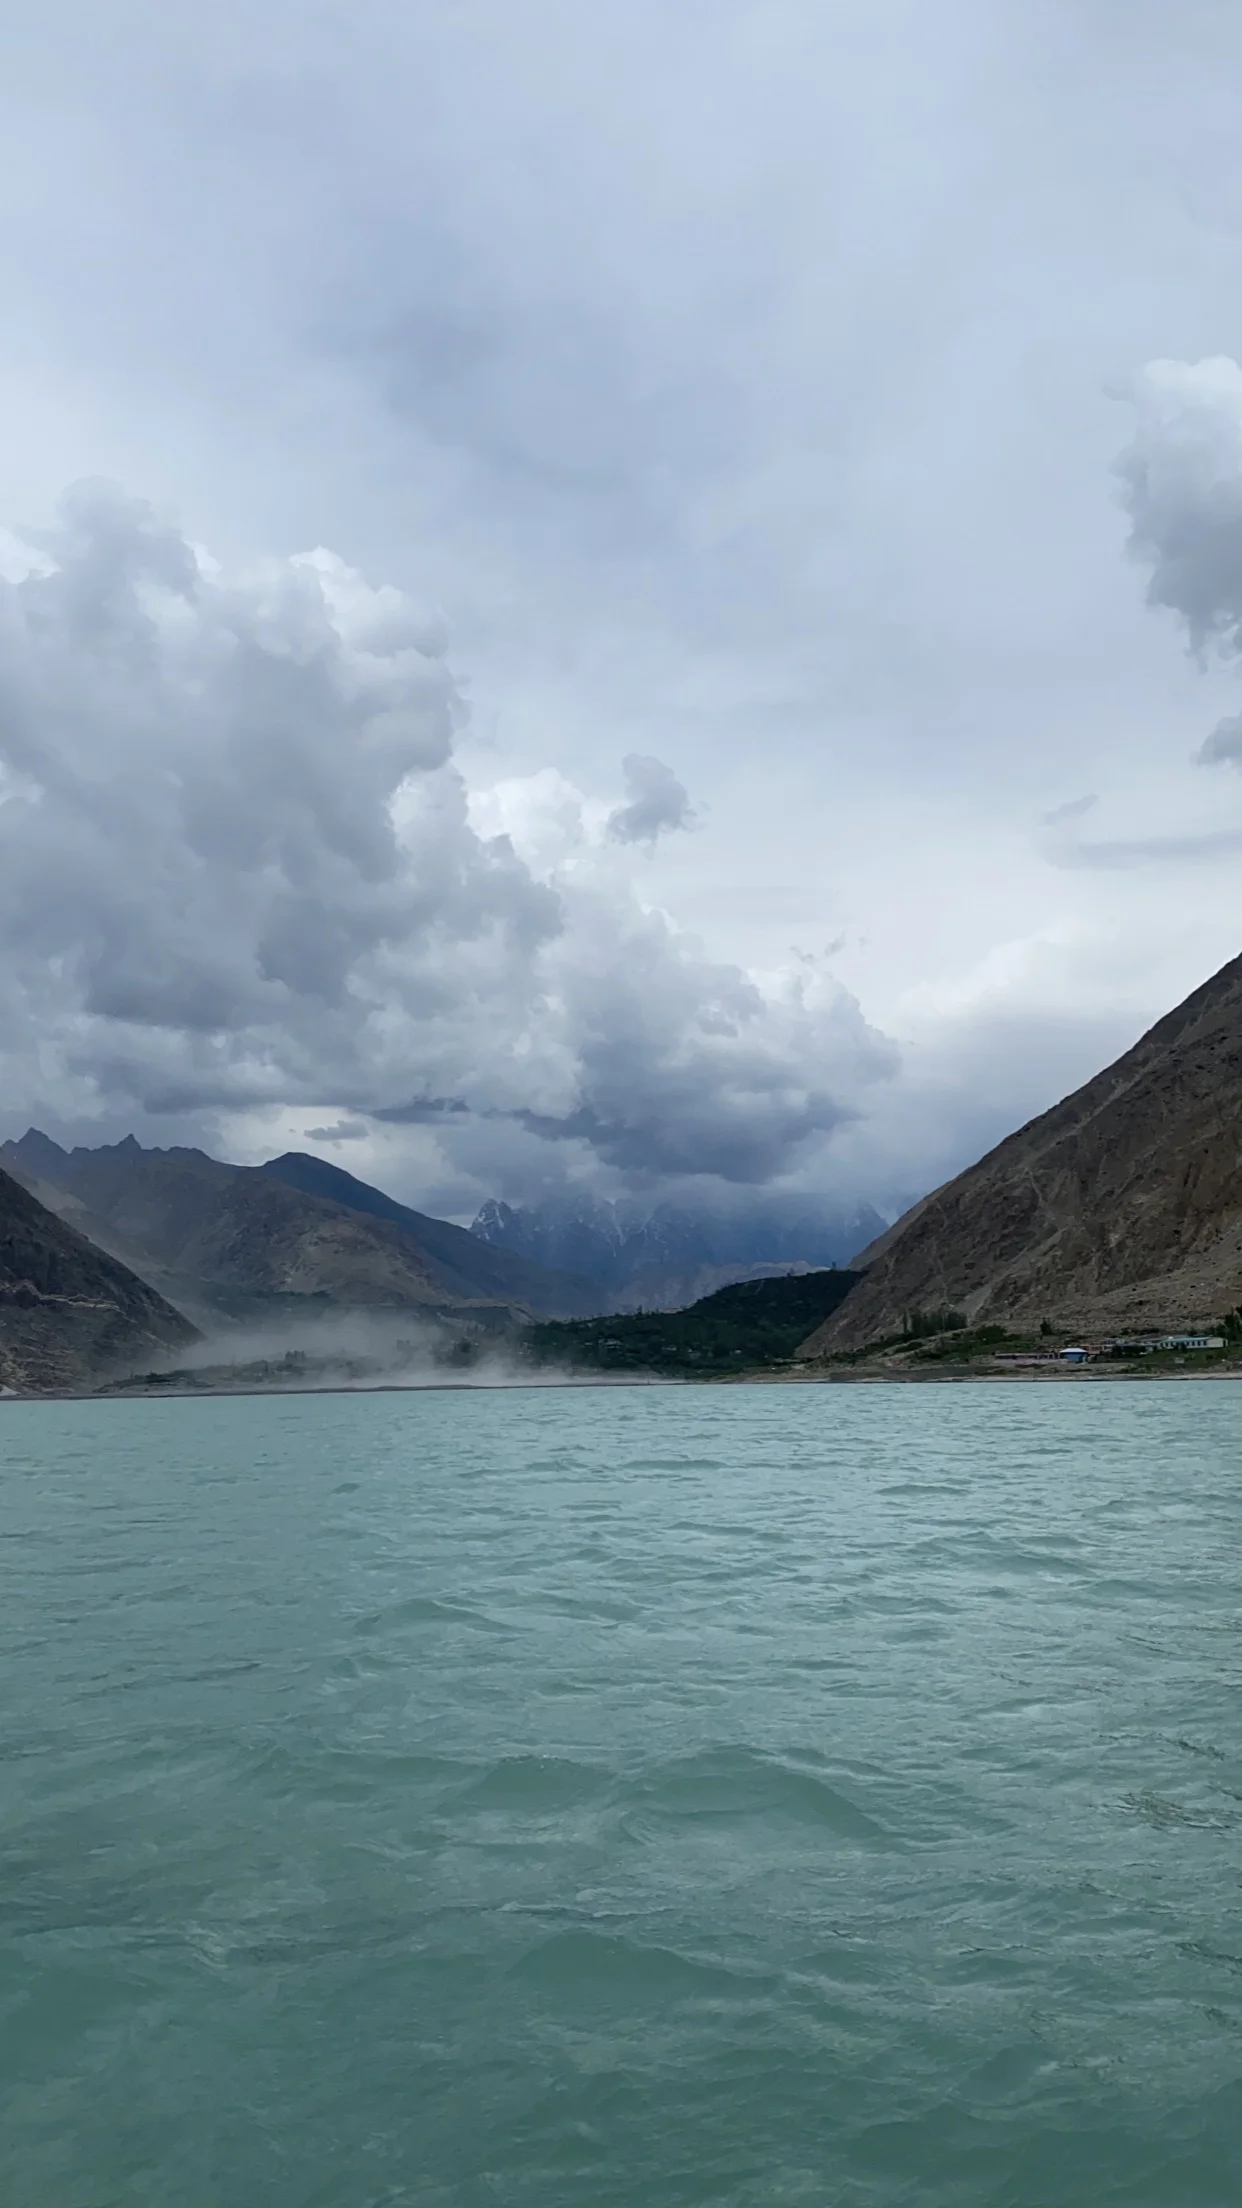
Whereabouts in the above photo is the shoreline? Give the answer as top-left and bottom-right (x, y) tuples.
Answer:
(0, 1373), (671, 1404)
(7, 1360), (1242, 1403)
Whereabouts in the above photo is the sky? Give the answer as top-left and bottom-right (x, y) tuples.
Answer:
(3, 0), (1242, 1221)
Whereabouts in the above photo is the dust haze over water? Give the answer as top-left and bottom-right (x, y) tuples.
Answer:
(150, 1311), (567, 1394)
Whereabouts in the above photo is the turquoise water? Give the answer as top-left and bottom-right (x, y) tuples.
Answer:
(2, 1383), (1242, 2206)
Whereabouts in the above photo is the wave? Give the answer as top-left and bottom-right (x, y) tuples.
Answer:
(617, 1745), (889, 1843)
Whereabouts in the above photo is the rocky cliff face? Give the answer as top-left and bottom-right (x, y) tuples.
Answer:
(0, 1165), (198, 1392)
(801, 951), (1242, 1355)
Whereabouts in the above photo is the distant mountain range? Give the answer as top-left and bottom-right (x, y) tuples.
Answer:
(258, 1152), (599, 1317)
(12, 948), (1242, 1388)
(471, 1191), (884, 1310)
(802, 949), (1242, 1355)
(0, 1132), (599, 1336)
(0, 1126), (890, 1393)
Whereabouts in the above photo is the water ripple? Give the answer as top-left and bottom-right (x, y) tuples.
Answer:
(3, 1380), (1242, 2204)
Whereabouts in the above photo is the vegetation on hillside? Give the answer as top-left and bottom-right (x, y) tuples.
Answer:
(836, 1307), (971, 1357)
(522, 1269), (862, 1376)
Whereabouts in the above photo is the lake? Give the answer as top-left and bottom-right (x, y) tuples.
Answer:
(2, 1381), (1242, 2206)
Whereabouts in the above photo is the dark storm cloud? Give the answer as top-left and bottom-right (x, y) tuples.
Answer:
(305, 1119), (371, 1143)
(0, 481), (560, 1117)
(373, 1098), (473, 1125)
(371, 909), (899, 1183)
(508, 895), (897, 1181)
(0, 483), (896, 1183)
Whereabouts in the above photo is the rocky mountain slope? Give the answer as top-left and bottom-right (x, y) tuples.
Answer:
(0, 1164), (197, 1392)
(1, 1132), (600, 1327)
(259, 1153), (599, 1317)
(801, 950), (1242, 1355)
(0, 1134), (502, 1328)
(472, 1191), (884, 1312)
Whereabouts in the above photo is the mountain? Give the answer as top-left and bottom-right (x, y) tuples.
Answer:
(0, 1131), (601, 1328)
(0, 1134), (507, 1328)
(0, 1164), (197, 1392)
(800, 950), (1242, 1356)
(471, 1191), (884, 1311)
(523, 1268), (863, 1377)
(258, 1154), (599, 1318)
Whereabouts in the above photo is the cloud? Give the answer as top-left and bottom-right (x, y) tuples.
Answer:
(304, 1118), (371, 1143)
(1118, 356), (1242, 817)
(1118, 358), (1242, 660)
(517, 900), (896, 1180)
(0, 482), (897, 1187)
(1041, 794), (1098, 830)
(1197, 710), (1242, 767)
(1050, 828), (1242, 868)
(1040, 790), (1242, 868)
(351, 892), (899, 1183)
(11, 8), (1242, 1221)
(606, 753), (697, 845)
(0, 482), (559, 1121)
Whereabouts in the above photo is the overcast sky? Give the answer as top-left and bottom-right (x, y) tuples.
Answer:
(3, 0), (1242, 1219)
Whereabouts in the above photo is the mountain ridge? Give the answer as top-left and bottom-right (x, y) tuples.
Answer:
(801, 949), (1242, 1355)
(0, 1134), (499, 1327)
(0, 1132), (603, 1326)
(0, 1163), (198, 1392)
(259, 1153), (599, 1317)
(472, 1190), (884, 1311)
